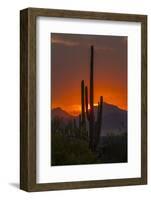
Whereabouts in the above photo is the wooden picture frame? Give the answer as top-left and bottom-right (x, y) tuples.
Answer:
(20, 7), (147, 192)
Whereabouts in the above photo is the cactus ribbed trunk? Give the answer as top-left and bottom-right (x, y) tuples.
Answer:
(81, 80), (85, 125)
(79, 45), (103, 152)
(98, 96), (103, 136)
(89, 46), (95, 151)
(94, 96), (103, 150)
(85, 86), (89, 120)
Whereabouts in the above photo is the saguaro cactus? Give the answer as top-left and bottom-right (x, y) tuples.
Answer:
(80, 45), (103, 152)
(81, 80), (85, 125)
(85, 86), (89, 120)
(94, 96), (103, 150)
(89, 46), (95, 150)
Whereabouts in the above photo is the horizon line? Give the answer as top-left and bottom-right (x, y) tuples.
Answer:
(51, 101), (127, 117)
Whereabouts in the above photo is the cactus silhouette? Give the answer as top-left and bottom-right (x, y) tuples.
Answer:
(95, 96), (103, 150)
(85, 86), (89, 120)
(89, 46), (95, 151)
(80, 45), (103, 152)
(81, 80), (85, 125)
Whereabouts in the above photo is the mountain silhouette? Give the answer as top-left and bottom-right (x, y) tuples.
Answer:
(51, 102), (127, 136)
(96, 103), (127, 136)
(52, 107), (73, 120)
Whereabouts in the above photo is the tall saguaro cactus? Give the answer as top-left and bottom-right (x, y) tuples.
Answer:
(80, 45), (103, 152)
(89, 46), (95, 150)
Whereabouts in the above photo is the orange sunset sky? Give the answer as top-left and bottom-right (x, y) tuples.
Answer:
(51, 33), (127, 116)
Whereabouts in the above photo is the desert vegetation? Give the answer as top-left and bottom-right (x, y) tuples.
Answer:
(51, 46), (127, 166)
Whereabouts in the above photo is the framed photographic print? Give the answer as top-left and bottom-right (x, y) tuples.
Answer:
(20, 8), (147, 191)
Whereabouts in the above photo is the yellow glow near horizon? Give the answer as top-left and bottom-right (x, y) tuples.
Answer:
(52, 103), (101, 116)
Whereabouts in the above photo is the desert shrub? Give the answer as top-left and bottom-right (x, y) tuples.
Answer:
(98, 133), (127, 163)
(51, 133), (98, 166)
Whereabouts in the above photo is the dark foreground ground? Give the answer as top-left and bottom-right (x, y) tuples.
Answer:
(51, 133), (127, 166)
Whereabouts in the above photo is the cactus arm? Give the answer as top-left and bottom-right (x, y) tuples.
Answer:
(81, 80), (85, 125)
(95, 96), (103, 149)
(85, 86), (90, 120)
(97, 101), (100, 121)
(99, 96), (103, 136)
